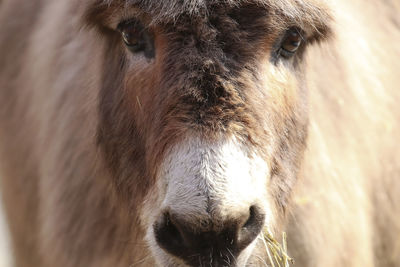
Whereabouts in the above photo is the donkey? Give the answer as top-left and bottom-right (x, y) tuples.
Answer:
(0, 0), (399, 266)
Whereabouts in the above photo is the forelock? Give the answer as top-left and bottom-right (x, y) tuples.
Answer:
(89, 0), (332, 37)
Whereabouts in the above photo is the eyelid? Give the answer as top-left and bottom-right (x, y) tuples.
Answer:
(117, 19), (139, 32)
(285, 27), (306, 41)
(99, 7), (143, 30)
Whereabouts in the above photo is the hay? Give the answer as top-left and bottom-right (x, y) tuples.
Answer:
(261, 230), (294, 267)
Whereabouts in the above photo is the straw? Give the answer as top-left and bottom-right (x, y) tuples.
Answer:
(261, 229), (294, 267)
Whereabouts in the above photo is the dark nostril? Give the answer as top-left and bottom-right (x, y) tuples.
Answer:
(237, 205), (265, 251)
(244, 206), (261, 229)
(154, 212), (186, 257)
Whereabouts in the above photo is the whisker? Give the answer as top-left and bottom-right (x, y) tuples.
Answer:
(252, 254), (269, 267)
(187, 253), (201, 258)
(226, 247), (236, 265)
(129, 253), (153, 267)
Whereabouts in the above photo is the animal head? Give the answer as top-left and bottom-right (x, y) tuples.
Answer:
(85, 0), (332, 265)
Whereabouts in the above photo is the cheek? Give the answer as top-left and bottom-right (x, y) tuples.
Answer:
(123, 35), (167, 133)
(124, 65), (159, 129)
(242, 63), (302, 153)
(264, 65), (300, 114)
(253, 64), (304, 146)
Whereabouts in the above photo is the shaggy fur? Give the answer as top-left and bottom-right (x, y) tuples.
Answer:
(87, 0), (331, 30)
(0, 0), (399, 266)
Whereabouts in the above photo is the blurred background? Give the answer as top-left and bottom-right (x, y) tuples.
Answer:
(0, 193), (12, 267)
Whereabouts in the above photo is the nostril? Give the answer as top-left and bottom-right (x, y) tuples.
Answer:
(154, 212), (185, 256)
(243, 205), (260, 229)
(237, 205), (265, 251)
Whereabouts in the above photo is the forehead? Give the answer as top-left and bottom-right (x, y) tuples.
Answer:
(87, 0), (331, 36)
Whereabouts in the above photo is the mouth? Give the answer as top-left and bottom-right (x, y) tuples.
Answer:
(150, 207), (264, 266)
(147, 224), (293, 267)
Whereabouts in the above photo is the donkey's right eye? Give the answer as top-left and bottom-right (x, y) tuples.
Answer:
(117, 20), (155, 58)
(121, 28), (143, 52)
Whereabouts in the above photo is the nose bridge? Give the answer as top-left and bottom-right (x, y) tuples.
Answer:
(160, 136), (269, 227)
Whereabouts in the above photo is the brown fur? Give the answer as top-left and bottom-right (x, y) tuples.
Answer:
(0, 0), (399, 266)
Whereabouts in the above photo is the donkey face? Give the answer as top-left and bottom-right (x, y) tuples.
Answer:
(87, 0), (331, 266)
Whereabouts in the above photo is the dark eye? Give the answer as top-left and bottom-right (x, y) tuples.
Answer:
(278, 28), (303, 59)
(117, 20), (155, 58)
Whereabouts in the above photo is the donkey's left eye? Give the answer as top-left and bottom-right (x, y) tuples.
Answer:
(117, 20), (155, 58)
(278, 28), (303, 59)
